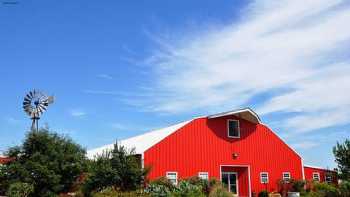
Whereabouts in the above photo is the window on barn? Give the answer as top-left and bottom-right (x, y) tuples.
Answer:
(166, 172), (178, 185)
(227, 120), (240, 138)
(283, 172), (291, 181)
(313, 172), (320, 182)
(325, 173), (332, 183)
(198, 172), (209, 180)
(260, 172), (269, 183)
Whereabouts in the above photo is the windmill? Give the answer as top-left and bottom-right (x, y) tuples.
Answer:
(23, 90), (54, 132)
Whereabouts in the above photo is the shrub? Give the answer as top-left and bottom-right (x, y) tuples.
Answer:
(172, 180), (205, 197)
(313, 182), (340, 197)
(339, 180), (350, 197)
(187, 176), (210, 195)
(83, 142), (148, 196)
(145, 177), (176, 197)
(290, 179), (306, 193)
(0, 129), (87, 197)
(258, 190), (269, 197)
(302, 191), (323, 197)
(6, 182), (34, 197)
(91, 187), (149, 197)
(208, 184), (231, 197)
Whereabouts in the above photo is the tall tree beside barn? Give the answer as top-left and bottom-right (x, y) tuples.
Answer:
(0, 129), (87, 197)
(333, 139), (350, 180)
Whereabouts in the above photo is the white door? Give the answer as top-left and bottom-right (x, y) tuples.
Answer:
(221, 172), (238, 196)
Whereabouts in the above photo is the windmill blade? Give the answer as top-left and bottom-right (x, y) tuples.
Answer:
(38, 105), (47, 113)
(29, 91), (34, 98)
(24, 97), (31, 103)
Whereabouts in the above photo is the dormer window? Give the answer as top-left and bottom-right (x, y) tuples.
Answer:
(227, 120), (240, 138)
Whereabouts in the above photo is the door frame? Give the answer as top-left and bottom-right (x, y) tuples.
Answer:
(220, 165), (252, 197)
(221, 171), (239, 195)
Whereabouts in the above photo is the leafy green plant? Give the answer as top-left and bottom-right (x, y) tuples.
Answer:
(91, 187), (149, 197)
(172, 180), (205, 197)
(333, 139), (350, 180)
(313, 182), (340, 197)
(83, 142), (148, 196)
(258, 190), (269, 197)
(6, 182), (34, 197)
(290, 179), (306, 192)
(339, 180), (350, 197)
(0, 129), (87, 197)
(145, 177), (176, 197)
(208, 184), (232, 197)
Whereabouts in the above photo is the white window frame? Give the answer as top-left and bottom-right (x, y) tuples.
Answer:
(283, 172), (291, 181)
(198, 172), (209, 180)
(166, 171), (178, 185)
(227, 119), (240, 138)
(325, 174), (332, 183)
(313, 172), (320, 182)
(260, 172), (269, 183)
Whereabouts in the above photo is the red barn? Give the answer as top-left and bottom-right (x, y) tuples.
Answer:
(0, 156), (12, 165)
(88, 108), (337, 196)
(304, 165), (338, 185)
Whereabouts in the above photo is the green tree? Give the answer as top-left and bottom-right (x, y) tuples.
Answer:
(0, 129), (87, 197)
(83, 141), (148, 196)
(333, 139), (350, 180)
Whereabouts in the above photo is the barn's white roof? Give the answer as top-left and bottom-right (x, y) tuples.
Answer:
(208, 108), (261, 124)
(87, 108), (262, 159)
(87, 120), (192, 159)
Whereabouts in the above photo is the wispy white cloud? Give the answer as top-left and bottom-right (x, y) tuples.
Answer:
(83, 90), (121, 95)
(291, 141), (320, 149)
(97, 74), (113, 80)
(137, 0), (350, 133)
(70, 110), (87, 117)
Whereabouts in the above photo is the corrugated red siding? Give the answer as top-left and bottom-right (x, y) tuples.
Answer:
(144, 116), (303, 196)
(304, 166), (338, 184)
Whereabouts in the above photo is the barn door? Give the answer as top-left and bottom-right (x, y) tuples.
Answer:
(222, 172), (238, 196)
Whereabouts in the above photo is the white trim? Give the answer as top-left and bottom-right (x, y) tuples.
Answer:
(208, 108), (262, 124)
(227, 119), (240, 138)
(166, 171), (178, 185)
(141, 153), (144, 169)
(198, 172), (209, 180)
(283, 172), (291, 181)
(312, 172), (320, 182)
(221, 172), (239, 195)
(220, 165), (251, 197)
(260, 172), (269, 183)
(304, 164), (335, 171)
(301, 159), (305, 180)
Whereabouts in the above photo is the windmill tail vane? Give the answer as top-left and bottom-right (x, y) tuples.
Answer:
(23, 90), (54, 132)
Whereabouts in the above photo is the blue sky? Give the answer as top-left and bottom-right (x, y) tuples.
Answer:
(0, 0), (349, 169)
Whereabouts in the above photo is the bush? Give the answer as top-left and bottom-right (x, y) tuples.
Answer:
(339, 180), (350, 197)
(258, 190), (269, 197)
(313, 182), (339, 197)
(172, 180), (205, 197)
(290, 179), (306, 193)
(83, 142), (148, 196)
(208, 184), (231, 197)
(145, 177), (176, 197)
(91, 187), (149, 197)
(0, 129), (87, 197)
(187, 176), (210, 195)
(6, 182), (34, 197)
(302, 191), (323, 197)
